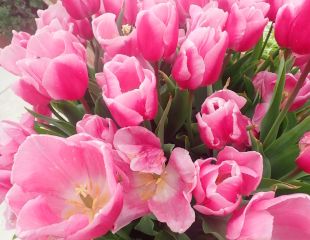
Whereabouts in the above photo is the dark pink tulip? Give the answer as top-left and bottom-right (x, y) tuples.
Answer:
(61, 0), (101, 20)
(227, 191), (310, 240)
(172, 27), (228, 89)
(96, 55), (158, 127)
(275, 0), (310, 55)
(296, 132), (310, 173)
(194, 146), (263, 216)
(196, 89), (250, 150)
(225, 2), (269, 51)
(175, 0), (210, 22)
(136, 2), (179, 61)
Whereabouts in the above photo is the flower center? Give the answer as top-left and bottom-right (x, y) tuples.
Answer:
(122, 24), (134, 36)
(63, 181), (110, 221)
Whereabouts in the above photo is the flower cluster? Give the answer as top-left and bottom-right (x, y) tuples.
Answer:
(1, 0), (310, 239)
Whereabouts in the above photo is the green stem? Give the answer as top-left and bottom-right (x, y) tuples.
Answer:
(186, 92), (194, 144)
(280, 167), (302, 181)
(80, 97), (92, 114)
(258, 23), (273, 59)
(207, 85), (213, 96)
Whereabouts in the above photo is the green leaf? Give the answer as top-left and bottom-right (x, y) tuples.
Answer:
(167, 88), (190, 137)
(155, 96), (173, 144)
(34, 122), (67, 137)
(155, 231), (176, 240)
(260, 56), (286, 146)
(94, 96), (112, 119)
(202, 216), (227, 240)
(249, 131), (271, 178)
(50, 101), (84, 125)
(163, 143), (175, 156)
(258, 178), (300, 192)
(26, 108), (76, 136)
(277, 180), (310, 195)
(134, 216), (158, 236)
(95, 232), (123, 240)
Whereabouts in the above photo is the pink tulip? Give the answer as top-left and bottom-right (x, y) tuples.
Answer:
(175, 0), (210, 22)
(196, 89), (250, 150)
(225, 2), (269, 52)
(113, 126), (166, 174)
(136, 2), (179, 61)
(0, 116), (34, 203)
(36, 2), (93, 40)
(0, 31), (30, 75)
(92, 13), (138, 59)
(227, 191), (310, 240)
(188, 4), (228, 32)
(275, 0), (310, 55)
(253, 71), (310, 111)
(194, 146), (263, 216)
(172, 27), (228, 89)
(218, 0), (270, 14)
(102, 0), (139, 25)
(61, 0), (101, 20)
(76, 114), (117, 144)
(296, 132), (310, 173)
(96, 55), (158, 127)
(10, 135), (123, 239)
(115, 147), (196, 233)
(252, 103), (268, 131)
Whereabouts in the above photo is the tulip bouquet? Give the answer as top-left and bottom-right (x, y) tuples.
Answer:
(1, 0), (310, 239)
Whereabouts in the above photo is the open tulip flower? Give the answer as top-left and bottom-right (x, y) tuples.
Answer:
(1, 0), (310, 239)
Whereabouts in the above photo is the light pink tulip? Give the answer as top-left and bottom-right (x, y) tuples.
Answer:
(225, 2), (269, 51)
(96, 55), (158, 127)
(253, 71), (310, 111)
(194, 146), (263, 216)
(10, 135), (123, 240)
(0, 116), (34, 203)
(196, 89), (250, 150)
(92, 13), (138, 59)
(172, 27), (228, 89)
(296, 132), (310, 173)
(61, 0), (101, 20)
(218, 0), (270, 14)
(136, 2), (179, 61)
(188, 4), (228, 32)
(113, 126), (166, 174)
(115, 147), (196, 233)
(0, 31), (30, 75)
(36, 2), (93, 40)
(227, 191), (310, 240)
(76, 114), (117, 144)
(275, 0), (310, 55)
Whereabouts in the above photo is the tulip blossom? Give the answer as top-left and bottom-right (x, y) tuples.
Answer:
(9, 135), (123, 239)
(275, 0), (310, 55)
(36, 2), (93, 40)
(253, 71), (310, 111)
(172, 27), (228, 89)
(96, 54), (158, 127)
(0, 115), (34, 203)
(113, 126), (166, 175)
(225, 2), (269, 52)
(188, 4), (228, 32)
(115, 147), (197, 233)
(227, 191), (310, 240)
(76, 114), (117, 144)
(92, 13), (138, 59)
(175, 0), (210, 21)
(136, 2), (179, 61)
(61, 0), (101, 20)
(196, 89), (250, 150)
(296, 132), (310, 173)
(0, 31), (30, 75)
(194, 146), (263, 216)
